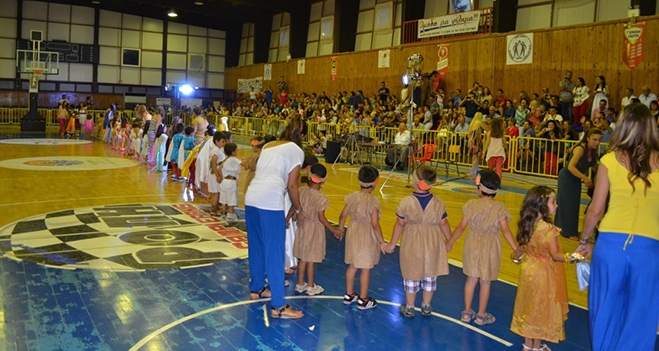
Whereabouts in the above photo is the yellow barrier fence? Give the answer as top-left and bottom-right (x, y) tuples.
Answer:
(1, 109), (607, 180)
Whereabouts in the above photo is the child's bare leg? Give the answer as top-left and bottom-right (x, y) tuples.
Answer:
(358, 268), (371, 299)
(345, 265), (357, 294)
(220, 204), (227, 215)
(464, 276), (478, 313)
(421, 290), (434, 306)
(297, 260), (307, 286)
(405, 292), (417, 307)
(307, 262), (316, 287)
(477, 280), (492, 316)
(523, 338), (535, 350)
(210, 193), (219, 214)
(227, 205), (234, 214)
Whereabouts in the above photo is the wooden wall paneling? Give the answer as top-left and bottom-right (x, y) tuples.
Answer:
(226, 16), (659, 113)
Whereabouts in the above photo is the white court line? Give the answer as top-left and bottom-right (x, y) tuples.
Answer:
(128, 295), (513, 351)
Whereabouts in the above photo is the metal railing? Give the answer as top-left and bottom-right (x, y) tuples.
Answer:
(1, 109), (606, 180)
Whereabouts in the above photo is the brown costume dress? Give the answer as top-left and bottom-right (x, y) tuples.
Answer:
(293, 187), (329, 263)
(462, 198), (512, 281)
(397, 194), (449, 280)
(510, 220), (569, 343)
(344, 192), (381, 269)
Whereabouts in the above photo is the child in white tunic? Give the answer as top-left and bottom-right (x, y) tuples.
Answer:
(207, 131), (229, 216)
(220, 143), (241, 222)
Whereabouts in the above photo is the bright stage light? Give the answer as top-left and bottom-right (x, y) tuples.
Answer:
(178, 84), (194, 96)
(401, 74), (410, 87)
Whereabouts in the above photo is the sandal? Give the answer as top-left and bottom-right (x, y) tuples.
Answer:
(271, 304), (303, 319)
(538, 344), (551, 351)
(474, 313), (496, 326)
(522, 345), (536, 351)
(461, 310), (475, 323)
(249, 287), (271, 300)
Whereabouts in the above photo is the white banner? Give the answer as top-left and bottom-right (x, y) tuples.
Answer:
(506, 33), (534, 65)
(297, 59), (306, 74)
(417, 10), (481, 39)
(263, 64), (272, 80)
(378, 49), (390, 68)
(237, 77), (263, 93)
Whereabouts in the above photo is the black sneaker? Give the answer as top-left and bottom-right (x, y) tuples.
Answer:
(343, 292), (358, 305)
(357, 296), (377, 310)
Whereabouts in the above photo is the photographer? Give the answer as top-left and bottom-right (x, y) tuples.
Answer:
(459, 93), (480, 124)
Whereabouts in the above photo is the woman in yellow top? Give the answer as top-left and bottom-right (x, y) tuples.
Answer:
(579, 103), (659, 351)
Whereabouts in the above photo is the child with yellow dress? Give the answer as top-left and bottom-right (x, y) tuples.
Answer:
(384, 165), (453, 318)
(511, 186), (570, 351)
(446, 169), (522, 325)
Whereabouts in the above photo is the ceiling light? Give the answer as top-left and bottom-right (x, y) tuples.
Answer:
(91, 0), (101, 4)
(194, 1), (204, 5)
(168, 9), (178, 18)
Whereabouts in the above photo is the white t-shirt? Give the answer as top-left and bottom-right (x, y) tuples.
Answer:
(221, 156), (241, 179)
(209, 143), (226, 172)
(245, 142), (304, 211)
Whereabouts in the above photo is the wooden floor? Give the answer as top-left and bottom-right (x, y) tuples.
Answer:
(2, 127), (630, 351)
(0, 127), (588, 306)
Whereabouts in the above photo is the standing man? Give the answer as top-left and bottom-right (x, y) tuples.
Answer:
(378, 81), (390, 105)
(264, 86), (273, 106)
(277, 76), (287, 93)
(559, 71), (575, 124)
(459, 93), (480, 124)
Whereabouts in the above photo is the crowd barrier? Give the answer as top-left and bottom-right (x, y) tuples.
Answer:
(1, 110), (605, 179)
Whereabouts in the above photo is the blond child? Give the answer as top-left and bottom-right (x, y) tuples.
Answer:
(338, 165), (386, 310)
(384, 165), (452, 317)
(287, 164), (342, 296)
(446, 169), (522, 325)
(219, 143), (241, 222)
(511, 186), (570, 351)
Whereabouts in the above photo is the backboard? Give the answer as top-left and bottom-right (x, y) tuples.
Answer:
(17, 49), (60, 76)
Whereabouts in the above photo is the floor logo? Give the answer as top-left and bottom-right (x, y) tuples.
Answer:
(0, 204), (248, 271)
(0, 138), (92, 145)
(0, 156), (138, 171)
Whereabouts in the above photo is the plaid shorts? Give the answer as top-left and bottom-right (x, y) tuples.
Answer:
(403, 277), (437, 293)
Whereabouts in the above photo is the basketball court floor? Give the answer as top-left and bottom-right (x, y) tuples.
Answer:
(0, 128), (656, 351)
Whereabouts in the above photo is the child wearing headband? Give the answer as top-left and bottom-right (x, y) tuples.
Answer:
(446, 169), (522, 326)
(384, 165), (453, 318)
(287, 164), (342, 296)
(338, 165), (386, 310)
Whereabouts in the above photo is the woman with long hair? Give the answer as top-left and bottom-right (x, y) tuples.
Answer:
(245, 113), (307, 319)
(578, 103), (659, 350)
(537, 120), (563, 176)
(590, 75), (608, 119)
(555, 128), (602, 239)
(467, 112), (488, 178)
(572, 77), (590, 125)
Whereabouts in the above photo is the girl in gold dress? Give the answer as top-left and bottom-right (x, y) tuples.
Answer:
(511, 186), (569, 351)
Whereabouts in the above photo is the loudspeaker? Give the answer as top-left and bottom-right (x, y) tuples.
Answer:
(492, 0), (518, 33)
(325, 141), (341, 163)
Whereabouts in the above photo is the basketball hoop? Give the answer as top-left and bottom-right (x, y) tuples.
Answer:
(32, 69), (43, 76)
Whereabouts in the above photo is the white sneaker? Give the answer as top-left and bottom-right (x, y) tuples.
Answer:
(226, 213), (238, 222)
(295, 283), (308, 293)
(306, 284), (324, 296)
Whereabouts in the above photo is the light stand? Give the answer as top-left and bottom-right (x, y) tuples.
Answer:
(380, 53), (424, 193)
(332, 127), (360, 169)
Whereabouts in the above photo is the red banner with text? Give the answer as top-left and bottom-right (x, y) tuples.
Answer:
(435, 44), (449, 91)
(623, 21), (645, 70)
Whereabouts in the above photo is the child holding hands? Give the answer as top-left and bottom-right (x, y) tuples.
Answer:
(338, 165), (386, 310)
(219, 143), (241, 222)
(446, 169), (522, 325)
(510, 186), (570, 351)
(288, 164), (342, 296)
(384, 165), (452, 317)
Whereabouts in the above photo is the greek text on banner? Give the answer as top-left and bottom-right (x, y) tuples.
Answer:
(417, 10), (481, 39)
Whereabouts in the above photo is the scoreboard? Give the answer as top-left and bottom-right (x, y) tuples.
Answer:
(17, 39), (99, 64)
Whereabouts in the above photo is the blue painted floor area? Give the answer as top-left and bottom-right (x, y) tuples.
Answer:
(5, 226), (656, 351)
